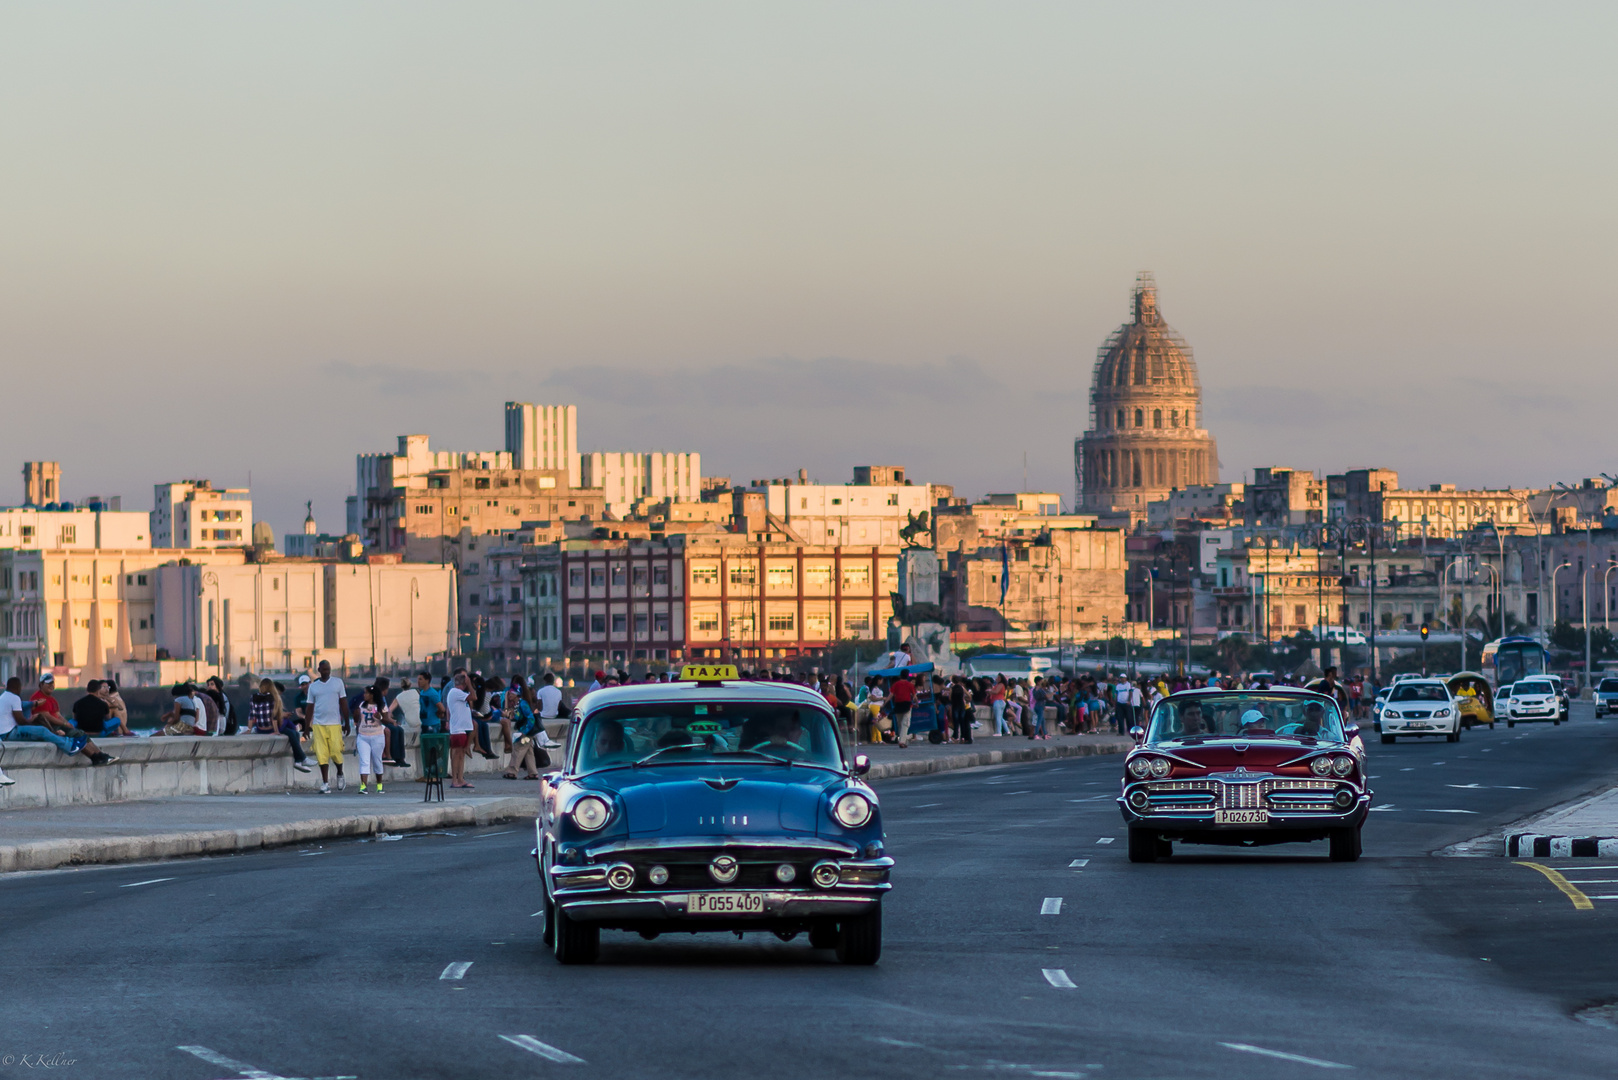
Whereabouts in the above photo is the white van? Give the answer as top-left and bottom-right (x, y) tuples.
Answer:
(963, 654), (1054, 681)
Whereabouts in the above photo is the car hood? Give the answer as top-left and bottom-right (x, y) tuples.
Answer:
(582, 763), (846, 838)
(1145, 738), (1339, 772)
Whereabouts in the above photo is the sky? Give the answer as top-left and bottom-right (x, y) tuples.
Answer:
(3, 3), (1615, 535)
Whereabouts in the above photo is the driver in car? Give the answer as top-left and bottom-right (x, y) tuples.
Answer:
(591, 719), (627, 762)
(748, 711), (807, 756)
(1178, 701), (1206, 737)
(1299, 701), (1328, 738)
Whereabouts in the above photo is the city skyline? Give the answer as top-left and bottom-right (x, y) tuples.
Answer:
(4, 4), (1615, 531)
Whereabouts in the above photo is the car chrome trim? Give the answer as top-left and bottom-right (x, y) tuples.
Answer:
(583, 836), (861, 859)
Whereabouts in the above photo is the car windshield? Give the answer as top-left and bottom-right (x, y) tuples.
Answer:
(1391, 684), (1447, 702)
(1146, 694), (1346, 744)
(1513, 681), (1553, 696)
(576, 701), (844, 772)
(1600, 679), (1618, 693)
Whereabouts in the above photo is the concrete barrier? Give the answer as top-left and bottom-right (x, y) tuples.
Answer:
(0, 729), (557, 810)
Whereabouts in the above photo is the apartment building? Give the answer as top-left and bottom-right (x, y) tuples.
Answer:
(151, 480), (253, 548)
(947, 527), (1127, 644)
(504, 402), (582, 487)
(741, 468), (946, 546)
(583, 452), (703, 517)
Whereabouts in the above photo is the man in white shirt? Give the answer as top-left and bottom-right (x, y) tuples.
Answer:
(445, 669), (476, 789)
(535, 673), (565, 749)
(302, 660), (349, 794)
(0, 675), (115, 771)
(0, 679), (22, 784)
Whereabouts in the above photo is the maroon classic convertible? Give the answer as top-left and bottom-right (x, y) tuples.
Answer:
(1119, 688), (1371, 863)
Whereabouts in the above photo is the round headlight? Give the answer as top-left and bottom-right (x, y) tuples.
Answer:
(1148, 757), (1171, 778)
(606, 863), (635, 890)
(569, 795), (611, 832)
(1128, 790), (1149, 809)
(1331, 755), (1355, 777)
(1434, 707), (1451, 717)
(775, 863), (797, 884)
(1334, 789), (1355, 808)
(1310, 756), (1334, 777)
(647, 865), (669, 886)
(1127, 757), (1153, 779)
(833, 791), (874, 828)
(810, 861), (840, 888)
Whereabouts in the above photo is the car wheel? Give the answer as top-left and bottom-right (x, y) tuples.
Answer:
(1155, 838), (1173, 859)
(808, 922), (840, 950)
(1554, 718), (1561, 726)
(552, 904), (600, 965)
(1447, 729), (1460, 743)
(1380, 734), (1395, 744)
(1507, 720), (1515, 728)
(1127, 827), (1157, 863)
(541, 893), (556, 948)
(836, 906), (882, 965)
(1329, 826), (1362, 862)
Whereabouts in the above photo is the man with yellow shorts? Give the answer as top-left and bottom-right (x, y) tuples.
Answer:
(303, 660), (350, 794)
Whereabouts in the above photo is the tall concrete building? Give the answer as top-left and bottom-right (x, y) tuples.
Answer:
(151, 480), (252, 549)
(1074, 273), (1218, 519)
(504, 403), (582, 488)
(23, 462), (61, 507)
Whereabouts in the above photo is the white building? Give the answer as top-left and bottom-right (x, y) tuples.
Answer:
(151, 480), (252, 549)
(505, 402), (582, 488)
(584, 452), (702, 518)
(0, 508), (150, 551)
(351, 434), (516, 536)
(755, 477), (942, 546)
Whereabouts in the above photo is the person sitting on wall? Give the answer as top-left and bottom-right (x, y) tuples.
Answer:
(1, 675), (117, 766)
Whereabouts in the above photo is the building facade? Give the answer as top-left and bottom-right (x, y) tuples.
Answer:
(1075, 273), (1219, 517)
(504, 403), (582, 487)
(583, 452), (702, 517)
(151, 480), (252, 548)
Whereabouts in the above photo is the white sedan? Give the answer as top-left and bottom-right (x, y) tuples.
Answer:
(1378, 679), (1462, 743)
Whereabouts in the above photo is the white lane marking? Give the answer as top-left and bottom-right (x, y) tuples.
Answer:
(531, 910), (546, 917)
(915, 803), (942, 808)
(1043, 968), (1077, 989)
(440, 961), (473, 980)
(1368, 805), (1398, 812)
(1495, 785), (1534, 790)
(1481, 748), (1492, 752)
(1005, 790), (1033, 795)
(1424, 809), (1479, 814)
(1557, 866), (1618, 870)
(472, 830), (518, 839)
(120, 877), (175, 889)
(1566, 880), (1618, 884)
(499, 1034), (585, 1064)
(872, 1036), (925, 1048)
(1220, 1042), (1352, 1069)
(298, 851), (328, 857)
(1447, 784), (1483, 789)
(175, 1045), (355, 1080)
(1069, 859), (1089, 867)
(1069, 795), (1111, 802)
(1041, 897), (1063, 915)
(1399, 768), (1415, 772)
(1095, 837), (1115, 844)
(1432, 761), (1445, 766)
(1587, 895), (1618, 900)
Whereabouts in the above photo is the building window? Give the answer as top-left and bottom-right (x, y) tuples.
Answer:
(589, 567), (606, 588)
(611, 565), (626, 586)
(653, 564), (669, 586)
(691, 564), (719, 585)
(634, 612), (648, 634)
(509, 620), (522, 641)
(806, 612), (831, 637)
(842, 565), (870, 587)
(768, 611), (795, 632)
(766, 565), (794, 587)
(632, 565), (648, 587)
(510, 586), (521, 602)
(611, 613), (627, 633)
(467, 592), (480, 606)
(1134, 408), (1144, 427)
(590, 614), (606, 635)
(570, 614), (586, 636)
(1152, 410), (1162, 429)
(569, 568), (585, 589)
(843, 612), (871, 633)
(729, 565), (756, 586)
(654, 611), (671, 633)
(695, 612), (719, 631)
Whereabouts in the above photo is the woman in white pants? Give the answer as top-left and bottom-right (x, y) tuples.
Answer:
(355, 685), (388, 794)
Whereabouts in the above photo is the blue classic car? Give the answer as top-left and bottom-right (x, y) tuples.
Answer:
(535, 666), (891, 965)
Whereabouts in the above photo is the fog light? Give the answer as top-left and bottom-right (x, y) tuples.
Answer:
(647, 865), (669, 886)
(1128, 790), (1149, 809)
(775, 863), (797, 884)
(810, 861), (840, 888)
(606, 863), (636, 891)
(1334, 790), (1355, 808)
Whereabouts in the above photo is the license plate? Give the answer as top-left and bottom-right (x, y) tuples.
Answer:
(1215, 809), (1269, 825)
(689, 892), (766, 915)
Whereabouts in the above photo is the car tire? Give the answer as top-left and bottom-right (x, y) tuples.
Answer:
(836, 906), (882, 965)
(1380, 734), (1395, 744)
(1554, 718), (1561, 726)
(1127, 827), (1157, 863)
(1507, 720), (1515, 728)
(552, 904), (599, 965)
(1329, 826), (1362, 862)
(808, 922), (840, 950)
(1446, 729), (1460, 743)
(541, 893), (556, 948)
(1156, 838), (1173, 859)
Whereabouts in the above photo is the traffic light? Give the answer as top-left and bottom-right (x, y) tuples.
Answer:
(1420, 625), (1429, 641)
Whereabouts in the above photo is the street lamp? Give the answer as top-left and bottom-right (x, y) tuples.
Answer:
(408, 577), (420, 667)
(1550, 562), (1573, 630)
(1479, 563), (1501, 643)
(1482, 521), (1507, 640)
(1604, 559), (1618, 635)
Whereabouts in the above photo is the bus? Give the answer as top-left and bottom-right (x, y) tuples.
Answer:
(1480, 636), (1549, 690)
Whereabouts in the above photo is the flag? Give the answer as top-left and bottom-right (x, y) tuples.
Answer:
(1000, 544), (1010, 605)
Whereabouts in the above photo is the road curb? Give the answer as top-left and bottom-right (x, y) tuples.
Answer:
(865, 739), (1131, 781)
(1506, 834), (1618, 858)
(0, 797), (541, 874)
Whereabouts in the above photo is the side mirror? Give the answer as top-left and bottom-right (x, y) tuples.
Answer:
(1129, 726), (1145, 745)
(851, 754), (871, 777)
(1343, 724), (1360, 742)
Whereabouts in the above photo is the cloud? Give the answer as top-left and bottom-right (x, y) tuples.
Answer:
(540, 355), (995, 410)
(321, 360), (483, 397)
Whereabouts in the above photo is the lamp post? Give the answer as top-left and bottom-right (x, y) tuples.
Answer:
(1604, 560), (1618, 635)
(408, 577), (420, 667)
(1550, 562), (1572, 630)
(200, 571), (221, 679)
(1479, 563), (1501, 645)
(1483, 522), (1507, 640)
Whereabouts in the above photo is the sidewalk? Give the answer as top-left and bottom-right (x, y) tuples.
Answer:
(0, 731), (1132, 875)
(1505, 786), (1618, 858)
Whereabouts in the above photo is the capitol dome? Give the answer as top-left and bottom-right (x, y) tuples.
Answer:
(1074, 273), (1218, 516)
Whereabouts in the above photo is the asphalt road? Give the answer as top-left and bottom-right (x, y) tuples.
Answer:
(6, 708), (1618, 1080)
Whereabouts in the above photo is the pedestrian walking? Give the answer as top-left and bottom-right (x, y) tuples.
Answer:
(950, 676), (972, 743)
(446, 669), (477, 789)
(303, 660), (349, 794)
(354, 685), (387, 794)
(889, 670), (915, 748)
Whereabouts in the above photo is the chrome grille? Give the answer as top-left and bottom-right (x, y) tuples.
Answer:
(1219, 782), (1262, 809)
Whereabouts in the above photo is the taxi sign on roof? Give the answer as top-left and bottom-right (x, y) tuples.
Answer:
(680, 664), (739, 683)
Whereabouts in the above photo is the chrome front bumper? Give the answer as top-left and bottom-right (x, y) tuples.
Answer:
(548, 855), (892, 922)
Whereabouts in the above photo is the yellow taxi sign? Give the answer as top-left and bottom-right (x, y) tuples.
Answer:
(680, 664), (739, 683)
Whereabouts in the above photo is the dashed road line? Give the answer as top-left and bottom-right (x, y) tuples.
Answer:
(471, 830), (518, 839)
(1095, 837), (1115, 844)
(915, 803), (942, 808)
(1005, 790), (1033, 795)
(1041, 897), (1063, 915)
(176, 1044), (357, 1080)
(440, 961), (474, 980)
(1515, 861), (1594, 911)
(120, 877), (175, 889)
(499, 1034), (586, 1064)
(1042, 968), (1077, 989)
(1069, 859), (1089, 867)
(1220, 1042), (1351, 1069)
